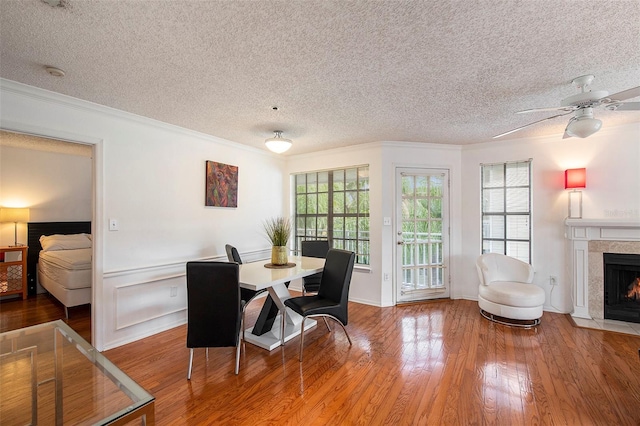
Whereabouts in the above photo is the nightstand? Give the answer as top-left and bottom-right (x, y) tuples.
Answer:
(0, 246), (28, 300)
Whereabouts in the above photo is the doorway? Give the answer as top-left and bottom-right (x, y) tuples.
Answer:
(0, 130), (97, 343)
(395, 168), (450, 303)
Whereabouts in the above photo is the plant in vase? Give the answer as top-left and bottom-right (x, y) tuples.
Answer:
(263, 217), (292, 265)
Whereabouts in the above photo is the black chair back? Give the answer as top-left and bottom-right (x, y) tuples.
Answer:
(317, 249), (355, 324)
(225, 244), (243, 264)
(186, 261), (241, 349)
(301, 240), (330, 293)
(301, 240), (330, 258)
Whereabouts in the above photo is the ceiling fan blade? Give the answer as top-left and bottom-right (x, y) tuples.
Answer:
(602, 86), (640, 102)
(493, 111), (573, 139)
(605, 101), (640, 111)
(516, 106), (576, 114)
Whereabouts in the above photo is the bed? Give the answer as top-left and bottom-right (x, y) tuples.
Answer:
(27, 222), (92, 316)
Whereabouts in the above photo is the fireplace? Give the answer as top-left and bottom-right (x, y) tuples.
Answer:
(603, 252), (640, 323)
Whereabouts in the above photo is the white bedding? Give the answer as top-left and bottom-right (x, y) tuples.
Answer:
(39, 248), (92, 270)
(39, 258), (91, 290)
(37, 235), (93, 309)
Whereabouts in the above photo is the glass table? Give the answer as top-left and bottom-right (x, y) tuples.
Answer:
(0, 320), (154, 425)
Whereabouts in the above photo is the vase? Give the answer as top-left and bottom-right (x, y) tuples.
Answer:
(271, 246), (288, 265)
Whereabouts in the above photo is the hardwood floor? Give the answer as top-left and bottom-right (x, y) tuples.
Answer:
(2, 296), (638, 424)
(0, 293), (91, 342)
(100, 299), (640, 425)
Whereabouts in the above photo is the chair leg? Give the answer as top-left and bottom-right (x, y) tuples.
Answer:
(187, 348), (194, 380)
(315, 314), (352, 344)
(323, 317), (331, 331)
(299, 317), (307, 362)
(241, 309), (245, 342)
(235, 340), (241, 375)
(331, 317), (352, 345)
(479, 308), (541, 328)
(298, 315), (352, 362)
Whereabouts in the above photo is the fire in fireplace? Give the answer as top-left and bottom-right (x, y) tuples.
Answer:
(603, 252), (640, 324)
(627, 277), (640, 301)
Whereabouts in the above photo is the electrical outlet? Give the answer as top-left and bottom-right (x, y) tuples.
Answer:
(550, 276), (557, 286)
(170, 286), (178, 297)
(383, 273), (390, 281)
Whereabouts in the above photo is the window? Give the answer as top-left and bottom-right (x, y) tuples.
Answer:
(294, 166), (369, 265)
(481, 160), (532, 263)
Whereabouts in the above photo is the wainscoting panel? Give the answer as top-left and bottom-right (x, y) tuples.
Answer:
(102, 249), (272, 350)
(115, 274), (187, 330)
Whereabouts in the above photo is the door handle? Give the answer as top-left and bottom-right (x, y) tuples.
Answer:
(397, 241), (404, 245)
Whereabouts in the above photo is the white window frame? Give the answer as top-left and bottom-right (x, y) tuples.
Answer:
(481, 159), (532, 264)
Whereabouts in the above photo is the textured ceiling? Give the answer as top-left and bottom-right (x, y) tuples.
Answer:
(1, 0), (639, 155)
(0, 130), (92, 157)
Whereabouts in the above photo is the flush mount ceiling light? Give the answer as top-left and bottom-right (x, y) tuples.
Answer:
(265, 131), (292, 154)
(45, 66), (65, 77)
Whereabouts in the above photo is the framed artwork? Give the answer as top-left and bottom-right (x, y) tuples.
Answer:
(205, 161), (238, 207)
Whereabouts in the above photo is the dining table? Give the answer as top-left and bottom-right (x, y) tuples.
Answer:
(239, 255), (325, 351)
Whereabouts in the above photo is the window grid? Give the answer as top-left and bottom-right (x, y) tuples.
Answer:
(481, 160), (532, 264)
(294, 166), (369, 265)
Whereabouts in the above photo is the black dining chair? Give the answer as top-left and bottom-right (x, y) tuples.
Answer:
(301, 240), (330, 295)
(225, 244), (267, 340)
(186, 261), (243, 378)
(284, 249), (356, 361)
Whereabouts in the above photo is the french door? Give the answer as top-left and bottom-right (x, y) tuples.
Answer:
(396, 168), (450, 303)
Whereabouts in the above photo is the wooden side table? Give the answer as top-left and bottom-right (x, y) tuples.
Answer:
(0, 246), (28, 300)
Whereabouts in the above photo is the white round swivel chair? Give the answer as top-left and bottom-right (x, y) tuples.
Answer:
(476, 253), (545, 328)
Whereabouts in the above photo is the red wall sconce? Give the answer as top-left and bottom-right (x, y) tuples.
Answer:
(565, 168), (586, 218)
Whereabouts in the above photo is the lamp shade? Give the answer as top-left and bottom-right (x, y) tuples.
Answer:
(566, 117), (602, 138)
(0, 207), (30, 223)
(565, 168), (586, 189)
(265, 131), (292, 154)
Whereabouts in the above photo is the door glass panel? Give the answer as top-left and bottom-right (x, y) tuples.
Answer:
(398, 170), (448, 301)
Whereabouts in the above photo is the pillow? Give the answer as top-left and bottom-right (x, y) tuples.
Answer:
(40, 233), (92, 251)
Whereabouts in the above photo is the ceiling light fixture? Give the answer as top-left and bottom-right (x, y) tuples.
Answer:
(45, 66), (65, 77)
(565, 108), (602, 138)
(265, 131), (292, 154)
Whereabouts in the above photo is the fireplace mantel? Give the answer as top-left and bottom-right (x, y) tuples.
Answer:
(565, 218), (640, 319)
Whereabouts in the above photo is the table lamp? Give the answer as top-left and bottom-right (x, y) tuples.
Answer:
(565, 168), (586, 219)
(0, 207), (30, 246)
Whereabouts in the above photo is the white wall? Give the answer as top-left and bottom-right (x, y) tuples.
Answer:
(459, 123), (640, 313)
(0, 144), (92, 246)
(1, 79), (287, 350)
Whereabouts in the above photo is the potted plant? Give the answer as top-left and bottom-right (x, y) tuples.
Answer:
(263, 217), (292, 265)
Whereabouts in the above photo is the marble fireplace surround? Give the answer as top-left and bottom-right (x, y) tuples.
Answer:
(565, 219), (640, 322)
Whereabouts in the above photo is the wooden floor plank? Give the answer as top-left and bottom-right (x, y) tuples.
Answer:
(3, 296), (640, 425)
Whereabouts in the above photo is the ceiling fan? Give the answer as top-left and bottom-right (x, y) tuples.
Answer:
(494, 75), (640, 139)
